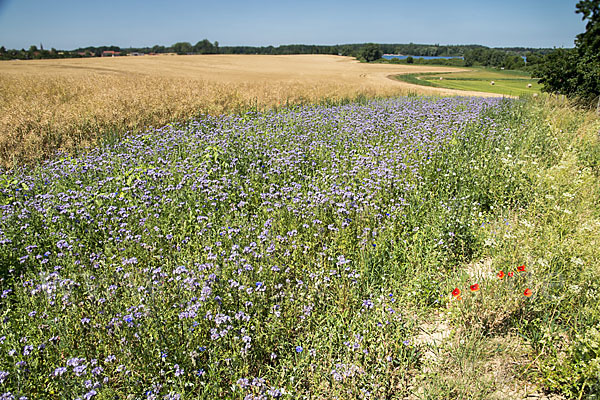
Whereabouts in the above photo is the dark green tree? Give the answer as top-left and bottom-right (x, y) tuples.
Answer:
(360, 43), (382, 62)
(535, 0), (600, 103)
(406, 56), (414, 64)
(172, 42), (192, 55)
(575, 0), (600, 53)
(194, 39), (215, 54)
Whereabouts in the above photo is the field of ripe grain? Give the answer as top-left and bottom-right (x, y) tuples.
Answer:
(0, 55), (498, 168)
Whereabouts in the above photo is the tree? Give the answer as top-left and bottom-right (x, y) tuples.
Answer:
(194, 39), (216, 54)
(340, 46), (354, 57)
(575, 0), (600, 53)
(172, 42), (192, 55)
(151, 45), (166, 53)
(406, 56), (414, 64)
(360, 43), (382, 62)
(535, 0), (599, 103)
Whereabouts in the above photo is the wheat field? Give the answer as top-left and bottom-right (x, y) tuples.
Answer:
(0, 54), (499, 168)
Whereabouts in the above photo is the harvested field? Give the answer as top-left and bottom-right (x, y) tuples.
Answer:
(0, 55), (499, 168)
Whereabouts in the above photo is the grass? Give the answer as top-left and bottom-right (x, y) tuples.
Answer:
(0, 93), (598, 399)
(0, 55), (468, 169)
(395, 68), (542, 97)
(427, 98), (600, 399)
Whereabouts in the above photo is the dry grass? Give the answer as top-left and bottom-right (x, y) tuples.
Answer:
(0, 54), (495, 168)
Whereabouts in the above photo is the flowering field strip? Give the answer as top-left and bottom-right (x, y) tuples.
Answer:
(0, 97), (523, 398)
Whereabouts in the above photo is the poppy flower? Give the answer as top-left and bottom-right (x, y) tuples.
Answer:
(508, 271), (514, 278)
(451, 288), (461, 297)
(524, 288), (533, 297)
(497, 271), (505, 279)
(517, 265), (526, 272)
(470, 284), (480, 292)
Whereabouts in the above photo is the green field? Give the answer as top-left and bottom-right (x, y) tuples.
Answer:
(396, 68), (542, 96)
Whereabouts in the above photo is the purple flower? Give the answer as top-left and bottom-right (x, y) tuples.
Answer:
(92, 366), (104, 375)
(295, 346), (303, 353)
(174, 364), (184, 377)
(73, 364), (87, 376)
(67, 357), (84, 367)
(22, 345), (33, 356)
(104, 355), (116, 363)
(83, 390), (96, 400)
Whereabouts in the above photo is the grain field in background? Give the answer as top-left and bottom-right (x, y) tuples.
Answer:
(0, 54), (494, 168)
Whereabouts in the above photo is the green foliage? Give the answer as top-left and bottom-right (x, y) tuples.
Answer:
(193, 39), (218, 54)
(464, 48), (528, 70)
(172, 41), (193, 55)
(360, 43), (382, 62)
(575, 0), (600, 53)
(406, 56), (414, 64)
(535, 0), (600, 103)
(444, 101), (600, 398)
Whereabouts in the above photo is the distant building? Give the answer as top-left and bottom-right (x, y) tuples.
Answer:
(101, 50), (120, 57)
(129, 52), (145, 56)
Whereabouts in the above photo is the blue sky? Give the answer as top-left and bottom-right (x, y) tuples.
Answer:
(0, 0), (586, 50)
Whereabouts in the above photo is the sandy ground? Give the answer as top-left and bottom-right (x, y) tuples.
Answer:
(0, 54), (504, 98)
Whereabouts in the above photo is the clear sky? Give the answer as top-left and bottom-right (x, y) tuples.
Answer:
(0, 0), (586, 50)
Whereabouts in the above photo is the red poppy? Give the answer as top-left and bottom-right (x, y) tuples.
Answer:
(524, 288), (533, 297)
(517, 265), (526, 272)
(497, 271), (505, 279)
(470, 284), (480, 292)
(508, 271), (514, 278)
(452, 288), (461, 297)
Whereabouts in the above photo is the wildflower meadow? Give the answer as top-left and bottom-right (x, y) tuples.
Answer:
(0, 96), (598, 399)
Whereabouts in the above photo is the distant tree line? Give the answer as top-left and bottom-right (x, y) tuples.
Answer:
(0, 40), (554, 65)
(0, 44), (69, 60)
(463, 48), (526, 70)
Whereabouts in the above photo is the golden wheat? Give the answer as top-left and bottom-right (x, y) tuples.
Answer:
(0, 54), (495, 168)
